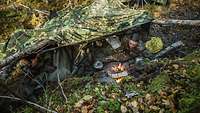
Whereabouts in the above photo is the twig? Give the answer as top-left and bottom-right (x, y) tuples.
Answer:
(57, 73), (68, 103)
(0, 95), (57, 113)
(14, 3), (49, 15)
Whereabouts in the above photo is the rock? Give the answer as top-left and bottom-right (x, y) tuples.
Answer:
(97, 72), (117, 85)
(125, 91), (139, 98)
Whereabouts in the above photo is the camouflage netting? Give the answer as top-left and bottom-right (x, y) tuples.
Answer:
(1, 0), (152, 57)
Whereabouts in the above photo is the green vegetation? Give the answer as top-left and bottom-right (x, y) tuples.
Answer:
(1, 0), (200, 112)
(14, 51), (200, 113)
(147, 73), (170, 93)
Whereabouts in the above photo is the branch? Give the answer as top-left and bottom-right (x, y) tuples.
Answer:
(152, 19), (200, 26)
(0, 95), (57, 113)
(57, 73), (68, 103)
(14, 3), (50, 15)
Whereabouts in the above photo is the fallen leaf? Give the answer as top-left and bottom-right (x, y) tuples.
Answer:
(121, 105), (128, 113)
(131, 100), (138, 108)
(75, 95), (93, 108)
(162, 99), (170, 106)
(172, 64), (179, 69)
(81, 106), (88, 113)
(75, 100), (84, 108)
(145, 94), (151, 100)
(149, 105), (160, 111)
(83, 95), (93, 101)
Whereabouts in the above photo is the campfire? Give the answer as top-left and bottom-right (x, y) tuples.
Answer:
(107, 62), (128, 83)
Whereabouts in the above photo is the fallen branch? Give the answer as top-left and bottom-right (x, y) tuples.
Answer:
(0, 95), (57, 113)
(14, 3), (50, 15)
(57, 73), (68, 103)
(153, 19), (200, 26)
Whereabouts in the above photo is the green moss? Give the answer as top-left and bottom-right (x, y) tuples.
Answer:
(18, 106), (34, 113)
(186, 64), (200, 77)
(96, 99), (121, 113)
(147, 73), (170, 93)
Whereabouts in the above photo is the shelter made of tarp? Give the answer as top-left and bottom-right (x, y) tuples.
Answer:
(2, 0), (152, 57)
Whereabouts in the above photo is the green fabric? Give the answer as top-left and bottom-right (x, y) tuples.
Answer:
(152, 0), (168, 5)
(4, 0), (152, 56)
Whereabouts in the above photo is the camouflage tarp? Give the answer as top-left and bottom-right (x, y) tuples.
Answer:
(152, 0), (168, 5)
(120, 0), (168, 5)
(3, 0), (152, 57)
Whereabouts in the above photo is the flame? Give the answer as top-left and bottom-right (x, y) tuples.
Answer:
(115, 77), (123, 83)
(112, 63), (125, 72)
(111, 63), (126, 83)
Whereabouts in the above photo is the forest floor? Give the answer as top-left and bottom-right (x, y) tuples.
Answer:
(17, 51), (200, 113)
(0, 0), (200, 113)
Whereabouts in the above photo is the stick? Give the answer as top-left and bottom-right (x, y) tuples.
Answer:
(57, 73), (68, 103)
(14, 3), (50, 15)
(0, 95), (57, 113)
(152, 19), (200, 26)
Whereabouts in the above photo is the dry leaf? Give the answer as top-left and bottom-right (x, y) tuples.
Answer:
(121, 105), (128, 113)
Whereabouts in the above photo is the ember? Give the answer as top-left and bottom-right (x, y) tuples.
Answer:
(115, 77), (124, 83)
